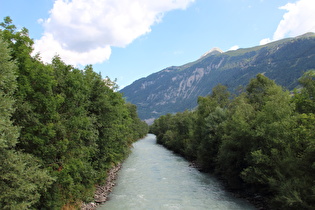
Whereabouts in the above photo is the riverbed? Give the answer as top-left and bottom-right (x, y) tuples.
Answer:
(99, 134), (256, 210)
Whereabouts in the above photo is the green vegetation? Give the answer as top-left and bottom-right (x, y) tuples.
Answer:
(0, 17), (148, 209)
(150, 73), (315, 209)
(122, 32), (315, 120)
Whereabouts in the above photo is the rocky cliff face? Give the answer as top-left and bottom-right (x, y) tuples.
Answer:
(121, 33), (315, 121)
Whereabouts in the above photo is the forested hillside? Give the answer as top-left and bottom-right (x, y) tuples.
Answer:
(0, 17), (148, 209)
(121, 33), (315, 121)
(150, 73), (315, 209)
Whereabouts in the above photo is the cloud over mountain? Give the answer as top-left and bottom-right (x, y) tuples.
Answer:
(260, 0), (315, 45)
(33, 0), (194, 65)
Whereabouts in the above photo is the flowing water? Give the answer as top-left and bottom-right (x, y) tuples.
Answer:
(99, 134), (256, 210)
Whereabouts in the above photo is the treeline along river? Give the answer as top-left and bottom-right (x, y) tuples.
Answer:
(99, 134), (255, 210)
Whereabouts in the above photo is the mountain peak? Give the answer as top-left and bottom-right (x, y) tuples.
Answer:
(201, 47), (223, 58)
(121, 34), (315, 121)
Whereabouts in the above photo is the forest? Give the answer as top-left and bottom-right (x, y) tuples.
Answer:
(150, 72), (315, 209)
(0, 17), (148, 209)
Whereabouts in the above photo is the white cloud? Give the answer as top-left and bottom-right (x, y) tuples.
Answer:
(259, 38), (271, 45)
(37, 18), (44, 24)
(33, 0), (195, 65)
(260, 0), (315, 45)
(273, 0), (315, 40)
(228, 45), (239, 51)
(34, 33), (111, 65)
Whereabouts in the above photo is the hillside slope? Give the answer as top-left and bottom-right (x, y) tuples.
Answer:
(121, 33), (315, 121)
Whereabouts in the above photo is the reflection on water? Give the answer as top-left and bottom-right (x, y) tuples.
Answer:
(99, 134), (256, 210)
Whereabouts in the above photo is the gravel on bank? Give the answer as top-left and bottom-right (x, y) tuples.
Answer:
(81, 163), (122, 210)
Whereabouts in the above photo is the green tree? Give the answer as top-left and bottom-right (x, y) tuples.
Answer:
(37, 58), (99, 208)
(294, 70), (315, 113)
(150, 73), (315, 209)
(216, 93), (255, 188)
(195, 84), (230, 169)
(0, 35), (53, 210)
(197, 107), (227, 171)
(1, 18), (147, 208)
(151, 113), (174, 145)
(246, 73), (276, 110)
(241, 83), (296, 192)
(126, 103), (149, 139)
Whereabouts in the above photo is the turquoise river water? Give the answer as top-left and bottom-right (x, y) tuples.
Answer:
(99, 134), (256, 210)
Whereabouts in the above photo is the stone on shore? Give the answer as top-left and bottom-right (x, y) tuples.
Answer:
(81, 163), (122, 210)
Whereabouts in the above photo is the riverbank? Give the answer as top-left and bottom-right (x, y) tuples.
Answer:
(81, 163), (122, 210)
(189, 161), (269, 210)
(229, 189), (268, 210)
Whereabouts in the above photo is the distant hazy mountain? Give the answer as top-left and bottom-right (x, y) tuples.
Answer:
(121, 33), (315, 122)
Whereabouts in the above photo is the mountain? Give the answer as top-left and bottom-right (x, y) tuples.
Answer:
(121, 33), (315, 122)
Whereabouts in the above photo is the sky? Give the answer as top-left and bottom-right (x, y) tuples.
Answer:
(1, 0), (315, 89)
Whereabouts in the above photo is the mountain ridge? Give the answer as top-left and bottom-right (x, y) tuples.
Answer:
(121, 33), (315, 122)
(200, 47), (223, 58)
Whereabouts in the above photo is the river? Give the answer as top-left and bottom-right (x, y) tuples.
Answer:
(99, 134), (256, 210)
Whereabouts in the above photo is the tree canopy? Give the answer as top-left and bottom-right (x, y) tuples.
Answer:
(0, 17), (148, 209)
(151, 73), (315, 209)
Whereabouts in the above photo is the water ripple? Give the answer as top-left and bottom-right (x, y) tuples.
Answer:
(99, 134), (256, 210)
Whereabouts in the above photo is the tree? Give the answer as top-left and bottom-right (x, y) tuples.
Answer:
(194, 84), (230, 169)
(216, 93), (255, 188)
(0, 35), (53, 210)
(0, 34), (18, 148)
(1, 18), (148, 208)
(246, 73), (276, 110)
(150, 73), (315, 209)
(241, 84), (296, 192)
(197, 107), (227, 171)
(294, 70), (315, 113)
(126, 103), (149, 139)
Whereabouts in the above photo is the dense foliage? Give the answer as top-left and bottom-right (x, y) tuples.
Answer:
(0, 17), (148, 209)
(150, 74), (315, 209)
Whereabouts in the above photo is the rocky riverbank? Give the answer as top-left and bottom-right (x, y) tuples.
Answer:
(81, 163), (122, 210)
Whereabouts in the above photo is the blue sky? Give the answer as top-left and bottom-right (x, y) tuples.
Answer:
(1, 0), (315, 88)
